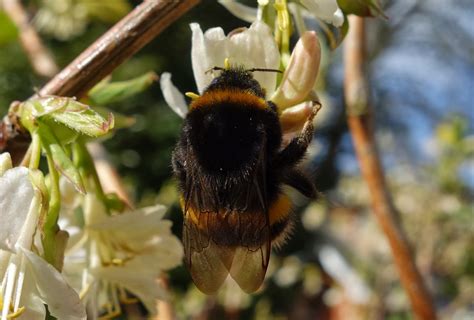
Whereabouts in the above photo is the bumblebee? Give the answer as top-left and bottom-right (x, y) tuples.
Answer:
(172, 66), (319, 294)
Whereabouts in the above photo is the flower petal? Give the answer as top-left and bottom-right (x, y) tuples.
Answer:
(0, 168), (34, 252)
(300, 0), (344, 27)
(18, 271), (47, 320)
(159, 73), (189, 118)
(191, 22), (280, 97)
(89, 204), (166, 232)
(218, 0), (257, 23)
(94, 259), (168, 315)
(0, 152), (12, 177)
(271, 31), (321, 111)
(191, 23), (228, 94)
(83, 193), (108, 226)
(279, 102), (314, 134)
(20, 247), (86, 320)
(228, 21), (280, 97)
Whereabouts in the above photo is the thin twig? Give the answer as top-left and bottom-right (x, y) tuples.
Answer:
(1, 0), (59, 77)
(38, 0), (199, 98)
(1, 0), (200, 162)
(343, 16), (437, 319)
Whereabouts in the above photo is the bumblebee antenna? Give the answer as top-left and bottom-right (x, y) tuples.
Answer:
(205, 58), (232, 75)
(205, 66), (225, 74)
(246, 68), (282, 74)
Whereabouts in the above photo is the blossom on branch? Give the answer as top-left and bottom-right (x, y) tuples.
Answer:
(160, 21), (321, 133)
(0, 153), (85, 320)
(62, 194), (183, 319)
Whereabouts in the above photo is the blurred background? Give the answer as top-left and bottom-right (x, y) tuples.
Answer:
(0, 0), (472, 319)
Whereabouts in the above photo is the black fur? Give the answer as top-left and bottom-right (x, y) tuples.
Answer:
(172, 68), (317, 240)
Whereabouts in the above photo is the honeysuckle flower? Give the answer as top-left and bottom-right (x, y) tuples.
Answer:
(270, 30), (321, 110)
(190, 21), (280, 96)
(0, 153), (86, 320)
(62, 194), (183, 318)
(218, 0), (344, 27)
(161, 21), (321, 130)
(299, 0), (344, 27)
(160, 21), (279, 115)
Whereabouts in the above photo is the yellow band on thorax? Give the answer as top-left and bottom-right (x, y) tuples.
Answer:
(190, 90), (268, 111)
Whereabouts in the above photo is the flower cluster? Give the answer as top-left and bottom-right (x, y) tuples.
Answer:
(161, 20), (321, 134)
(0, 153), (85, 320)
(0, 150), (183, 319)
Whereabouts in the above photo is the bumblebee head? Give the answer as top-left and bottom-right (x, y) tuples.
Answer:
(205, 67), (266, 98)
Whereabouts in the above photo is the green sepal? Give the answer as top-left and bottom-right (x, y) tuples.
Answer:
(41, 118), (80, 145)
(91, 106), (135, 129)
(25, 96), (114, 137)
(37, 122), (86, 194)
(337, 0), (387, 18)
(88, 72), (158, 105)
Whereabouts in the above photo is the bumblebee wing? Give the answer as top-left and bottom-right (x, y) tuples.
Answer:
(229, 231), (271, 293)
(183, 213), (232, 294)
(183, 175), (234, 294)
(229, 140), (271, 293)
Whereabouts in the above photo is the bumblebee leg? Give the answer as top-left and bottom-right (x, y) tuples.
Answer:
(282, 169), (317, 199)
(270, 216), (294, 248)
(275, 103), (321, 168)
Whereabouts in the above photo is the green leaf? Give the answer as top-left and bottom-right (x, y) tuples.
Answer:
(88, 72), (158, 105)
(82, 0), (131, 24)
(0, 11), (18, 46)
(337, 0), (387, 18)
(92, 106), (135, 129)
(27, 96), (114, 137)
(37, 123), (85, 194)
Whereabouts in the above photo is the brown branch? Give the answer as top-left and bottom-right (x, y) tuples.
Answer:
(343, 16), (437, 319)
(1, 0), (199, 162)
(38, 0), (199, 97)
(2, 0), (59, 77)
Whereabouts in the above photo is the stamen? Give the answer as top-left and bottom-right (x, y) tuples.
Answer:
(13, 255), (25, 312)
(185, 92), (200, 100)
(118, 287), (138, 304)
(79, 281), (92, 300)
(6, 306), (25, 319)
(98, 283), (121, 320)
(1, 261), (17, 320)
(97, 305), (121, 320)
(0, 299), (25, 319)
(224, 58), (230, 70)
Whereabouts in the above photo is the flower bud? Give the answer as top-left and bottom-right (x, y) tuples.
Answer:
(270, 31), (321, 111)
(279, 102), (314, 134)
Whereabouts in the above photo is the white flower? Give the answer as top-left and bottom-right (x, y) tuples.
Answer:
(299, 0), (344, 27)
(190, 21), (280, 96)
(270, 30), (321, 110)
(161, 22), (321, 124)
(160, 21), (279, 117)
(63, 194), (183, 318)
(218, 0), (344, 27)
(0, 153), (86, 320)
